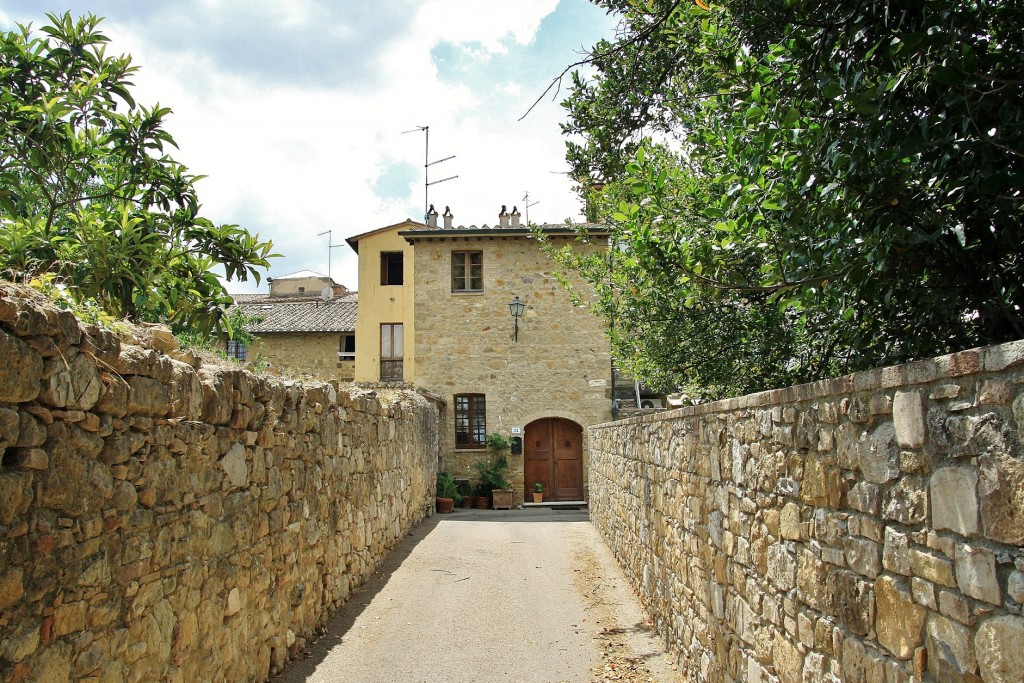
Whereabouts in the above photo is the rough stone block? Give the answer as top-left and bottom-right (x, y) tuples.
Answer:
(826, 569), (875, 637)
(911, 547), (957, 588)
(893, 391), (926, 448)
(883, 527), (911, 576)
(844, 536), (881, 579)
(979, 455), (1024, 545)
(929, 467), (979, 536)
(954, 543), (1000, 605)
(0, 329), (43, 403)
(882, 475), (928, 525)
(976, 615), (1024, 683)
(859, 423), (899, 483)
(927, 613), (977, 680)
(876, 575), (926, 660)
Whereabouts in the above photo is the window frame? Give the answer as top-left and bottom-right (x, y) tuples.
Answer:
(379, 323), (404, 382)
(454, 393), (487, 450)
(337, 333), (356, 360)
(226, 339), (247, 361)
(451, 250), (483, 293)
(380, 251), (404, 286)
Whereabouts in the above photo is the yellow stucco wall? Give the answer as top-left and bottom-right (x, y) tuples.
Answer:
(350, 223), (417, 382)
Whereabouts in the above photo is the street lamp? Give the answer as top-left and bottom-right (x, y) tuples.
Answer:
(508, 295), (526, 342)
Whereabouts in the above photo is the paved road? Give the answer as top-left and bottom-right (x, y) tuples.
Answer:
(276, 507), (681, 683)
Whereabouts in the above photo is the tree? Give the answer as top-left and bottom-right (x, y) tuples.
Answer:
(550, 0), (1024, 399)
(0, 12), (276, 333)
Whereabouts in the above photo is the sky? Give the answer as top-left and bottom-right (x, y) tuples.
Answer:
(0, 0), (618, 293)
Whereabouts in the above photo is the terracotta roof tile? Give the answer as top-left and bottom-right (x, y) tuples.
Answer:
(228, 294), (357, 333)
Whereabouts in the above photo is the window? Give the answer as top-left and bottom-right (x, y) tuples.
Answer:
(451, 251), (483, 292)
(298, 286), (305, 293)
(226, 339), (247, 361)
(380, 323), (403, 381)
(381, 252), (404, 285)
(337, 333), (355, 360)
(454, 394), (486, 449)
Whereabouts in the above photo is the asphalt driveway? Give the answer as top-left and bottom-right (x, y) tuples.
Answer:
(275, 506), (681, 683)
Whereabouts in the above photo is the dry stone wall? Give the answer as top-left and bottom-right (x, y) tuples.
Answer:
(0, 285), (438, 682)
(589, 340), (1024, 682)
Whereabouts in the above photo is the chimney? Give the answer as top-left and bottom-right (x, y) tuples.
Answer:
(332, 284), (344, 297)
(510, 205), (521, 228)
(443, 205), (453, 229)
(498, 204), (510, 228)
(426, 204), (438, 228)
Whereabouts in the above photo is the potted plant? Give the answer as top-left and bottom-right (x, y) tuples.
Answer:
(436, 472), (461, 514)
(473, 480), (492, 509)
(477, 438), (513, 509)
(457, 479), (474, 508)
(533, 482), (544, 503)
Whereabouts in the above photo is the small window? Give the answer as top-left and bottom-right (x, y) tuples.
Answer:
(380, 323), (403, 381)
(338, 333), (356, 360)
(381, 252), (404, 285)
(454, 394), (486, 449)
(452, 251), (483, 292)
(298, 286), (305, 293)
(227, 339), (247, 361)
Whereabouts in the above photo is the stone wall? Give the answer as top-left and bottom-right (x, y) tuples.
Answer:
(589, 340), (1024, 682)
(0, 285), (438, 682)
(250, 332), (355, 382)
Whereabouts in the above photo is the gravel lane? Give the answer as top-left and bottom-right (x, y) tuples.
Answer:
(275, 507), (682, 683)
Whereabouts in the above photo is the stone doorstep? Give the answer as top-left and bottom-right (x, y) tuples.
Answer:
(522, 501), (589, 510)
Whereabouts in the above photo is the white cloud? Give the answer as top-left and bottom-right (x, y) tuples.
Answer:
(2, 1), (616, 292)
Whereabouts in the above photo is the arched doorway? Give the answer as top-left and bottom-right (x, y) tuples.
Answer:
(524, 418), (583, 501)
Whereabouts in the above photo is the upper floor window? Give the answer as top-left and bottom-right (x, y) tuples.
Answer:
(452, 251), (483, 292)
(381, 252), (404, 285)
(454, 394), (486, 449)
(227, 339), (247, 361)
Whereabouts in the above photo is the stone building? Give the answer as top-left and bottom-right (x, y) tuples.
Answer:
(230, 270), (357, 381)
(347, 205), (613, 504)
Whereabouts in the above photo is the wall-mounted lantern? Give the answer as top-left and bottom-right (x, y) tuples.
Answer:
(508, 295), (526, 342)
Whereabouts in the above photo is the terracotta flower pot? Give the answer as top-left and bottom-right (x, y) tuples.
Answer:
(436, 497), (454, 514)
(533, 492), (543, 503)
(474, 494), (490, 509)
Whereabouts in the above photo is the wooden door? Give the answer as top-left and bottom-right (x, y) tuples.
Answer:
(524, 418), (583, 501)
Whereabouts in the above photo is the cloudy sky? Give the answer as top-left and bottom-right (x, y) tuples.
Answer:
(0, 1), (617, 292)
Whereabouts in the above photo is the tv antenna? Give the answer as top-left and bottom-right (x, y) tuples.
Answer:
(522, 191), (540, 224)
(402, 125), (458, 223)
(317, 230), (346, 283)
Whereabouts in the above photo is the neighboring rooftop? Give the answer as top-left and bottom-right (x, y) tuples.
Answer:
(229, 292), (357, 333)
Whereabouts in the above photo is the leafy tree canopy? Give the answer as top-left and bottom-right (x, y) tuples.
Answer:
(550, 0), (1023, 399)
(0, 12), (277, 334)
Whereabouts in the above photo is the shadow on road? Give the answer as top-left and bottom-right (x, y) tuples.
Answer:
(272, 514), (442, 681)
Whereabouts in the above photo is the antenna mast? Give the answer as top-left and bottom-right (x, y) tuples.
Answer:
(522, 191), (540, 225)
(403, 125), (458, 222)
(317, 230), (332, 281)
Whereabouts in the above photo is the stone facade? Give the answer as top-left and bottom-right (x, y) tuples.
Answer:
(0, 284), (438, 682)
(249, 332), (355, 382)
(404, 226), (612, 503)
(589, 340), (1024, 682)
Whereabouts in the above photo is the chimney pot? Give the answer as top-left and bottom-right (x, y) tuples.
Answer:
(510, 205), (521, 228)
(426, 204), (438, 228)
(443, 206), (453, 229)
(499, 204), (510, 228)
